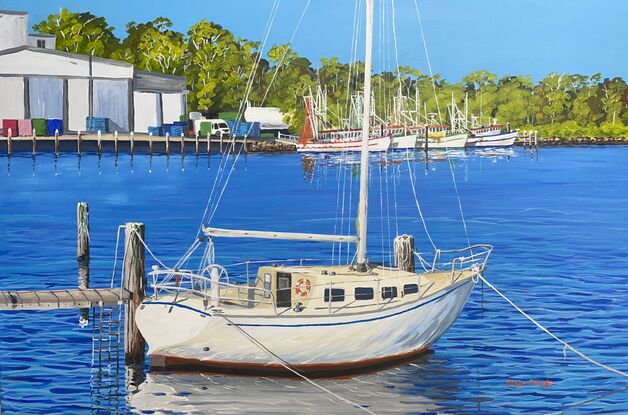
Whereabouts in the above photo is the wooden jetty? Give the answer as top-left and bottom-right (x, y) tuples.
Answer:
(0, 130), (295, 155)
(0, 202), (147, 365)
(0, 288), (131, 310)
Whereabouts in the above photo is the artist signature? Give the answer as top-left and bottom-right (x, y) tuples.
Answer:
(506, 378), (553, 388)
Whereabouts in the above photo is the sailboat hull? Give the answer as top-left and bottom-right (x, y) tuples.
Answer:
(136, 278), (474, 376)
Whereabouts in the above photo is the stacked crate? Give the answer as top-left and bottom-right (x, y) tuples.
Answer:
(86, 117), (109, 133)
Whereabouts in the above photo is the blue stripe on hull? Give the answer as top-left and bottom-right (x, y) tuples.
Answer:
(143, 279), (472, 328)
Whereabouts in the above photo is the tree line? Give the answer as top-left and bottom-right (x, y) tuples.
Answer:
(34, 9), (628, 138)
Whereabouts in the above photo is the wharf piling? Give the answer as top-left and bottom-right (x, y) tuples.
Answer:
(394, 235), (415, 273)
(123, 222), (146, 365)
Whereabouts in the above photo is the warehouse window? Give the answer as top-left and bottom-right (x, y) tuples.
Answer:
(37, 40), (46, 48)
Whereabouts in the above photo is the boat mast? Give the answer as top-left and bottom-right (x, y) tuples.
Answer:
(356, 0), (374, 268)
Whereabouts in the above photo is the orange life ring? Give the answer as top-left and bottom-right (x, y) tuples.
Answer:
(294, 278), (311, 297)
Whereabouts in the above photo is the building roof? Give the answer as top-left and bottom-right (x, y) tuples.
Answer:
(134, 70), (187, 93)
(28, 33), (57, 39)
(0, 10), (27, 15)
(0, 45), (133, 68)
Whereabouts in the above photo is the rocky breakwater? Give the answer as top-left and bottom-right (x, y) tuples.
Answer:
(247, 140), (297, 153)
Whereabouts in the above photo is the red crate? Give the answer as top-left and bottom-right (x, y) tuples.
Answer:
(2, 119), (18, 137)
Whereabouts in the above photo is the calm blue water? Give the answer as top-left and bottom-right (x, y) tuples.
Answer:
(0, 147), (626, 414)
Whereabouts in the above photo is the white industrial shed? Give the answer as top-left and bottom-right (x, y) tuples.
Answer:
(0, 46), (187, 133)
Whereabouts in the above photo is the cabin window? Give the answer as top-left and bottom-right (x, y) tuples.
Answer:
(37, 39), (46, 48)
(324, 288), (345, 302)
(354, 287), (374, 300)
(381, 286), (398, 300)
(403, 284), (419, 295)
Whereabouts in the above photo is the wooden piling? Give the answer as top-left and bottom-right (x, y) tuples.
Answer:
(148, 133), (153, 155)
(97, 130), (102, 155)
(54, 130), (59, 155)
(166, 133), (170, 155)
(180, 134), (185, 157)
(394, 234), (415, 273)
(195, 133), (199, 155)
(114, 131), (119, 155)
(32, 133), (37, 155)
(130, 132), (135, 155)
(77, 131), (81, 154)
(77, 202), (90, 324)
(77, 202), (90, 288)
(123, 222), (146, 366)
(7, 128), (12, 155)
(206, 133), (210, 154)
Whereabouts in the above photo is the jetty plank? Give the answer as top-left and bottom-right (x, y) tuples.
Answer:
(0, 288), (131, 311)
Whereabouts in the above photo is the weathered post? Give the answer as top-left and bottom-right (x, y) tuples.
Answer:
(130, 132), (135, 155)
(123, 222), (146, 366)
(54, 129), (60, 155)
(148, 132), (153, 155)
(206, 133), (210, 154)
(165, 133), (170, 155)
(535, 130), (538, 148)
(424, 127), (429, 153)
(219, 133), (223, 154)
(7, 128), (12, 155)
(394, 234), (415, 273)
(77, 131), (81, 154)
(77, 202), (90, 325)
(32, 132), (37, 155)
(114, 130), (119, 155)
(180, 133), (185, 157)
(97, 130), (102, 155)
(195, 133), (199, 155)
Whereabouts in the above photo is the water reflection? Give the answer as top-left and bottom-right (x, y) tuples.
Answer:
(129, 354), (473, 415)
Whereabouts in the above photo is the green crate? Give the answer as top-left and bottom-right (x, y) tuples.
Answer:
(179, 115), (187, 122)
(31, 118), (47, 136)
(199, 121), (212, 135)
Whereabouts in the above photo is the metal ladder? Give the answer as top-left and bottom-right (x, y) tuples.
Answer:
(90, 304), (123, 413)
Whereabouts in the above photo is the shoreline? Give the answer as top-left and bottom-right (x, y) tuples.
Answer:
(514, 137), (628, 146)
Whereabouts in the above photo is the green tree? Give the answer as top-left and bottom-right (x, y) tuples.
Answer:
(33, 8), (119, 56)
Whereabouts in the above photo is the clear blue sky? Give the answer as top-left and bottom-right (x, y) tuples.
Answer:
(2, 0), (626, 81)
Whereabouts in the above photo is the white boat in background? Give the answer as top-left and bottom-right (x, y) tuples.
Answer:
(135, 0), (492, 377)
(467, 116), (518, 147)
(296, 133), (392, 152)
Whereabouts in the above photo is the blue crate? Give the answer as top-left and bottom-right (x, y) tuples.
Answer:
(162, 124), (173, 136)
(47, 119), (63, 136)
(170, 125), (184, 137)
(85, 117), (108, 133)
(147, 126), (162, 136)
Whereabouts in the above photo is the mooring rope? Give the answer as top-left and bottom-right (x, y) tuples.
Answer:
(478, 274), (627, 378)
(218, 314), (377, 415)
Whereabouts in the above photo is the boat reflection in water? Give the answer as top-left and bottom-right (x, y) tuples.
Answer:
(301, 148), (517, 181)
(129, 353), (473, 414)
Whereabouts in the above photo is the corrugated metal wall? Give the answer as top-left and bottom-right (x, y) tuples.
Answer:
(133, 92), (160, 133)
(93, 79), (129, 132)
(67, 79), (89, 132)
(0, 77), (24, 120)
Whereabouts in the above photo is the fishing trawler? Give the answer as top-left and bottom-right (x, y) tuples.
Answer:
(466, 116), (518, 147)
(135, 0), (491, 377)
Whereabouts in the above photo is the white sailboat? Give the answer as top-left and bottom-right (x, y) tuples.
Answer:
(135, 0), (492, 377)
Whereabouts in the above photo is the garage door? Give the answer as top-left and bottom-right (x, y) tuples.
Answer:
(29, 77), (63, 119)
(93, 79), (129, 132)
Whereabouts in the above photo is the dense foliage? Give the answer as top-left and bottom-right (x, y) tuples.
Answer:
(35, 9), (627, 137)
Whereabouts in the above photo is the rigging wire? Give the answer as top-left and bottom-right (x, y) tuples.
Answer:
(218, 313), (378, 415)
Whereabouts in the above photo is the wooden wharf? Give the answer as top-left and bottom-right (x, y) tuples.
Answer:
(0, 288), (131, 310)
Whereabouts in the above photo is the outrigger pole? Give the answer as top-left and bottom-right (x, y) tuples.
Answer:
(356, 0), (374, 268)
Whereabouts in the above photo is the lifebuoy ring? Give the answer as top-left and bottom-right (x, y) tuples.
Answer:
(294, 278), (311, 297)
